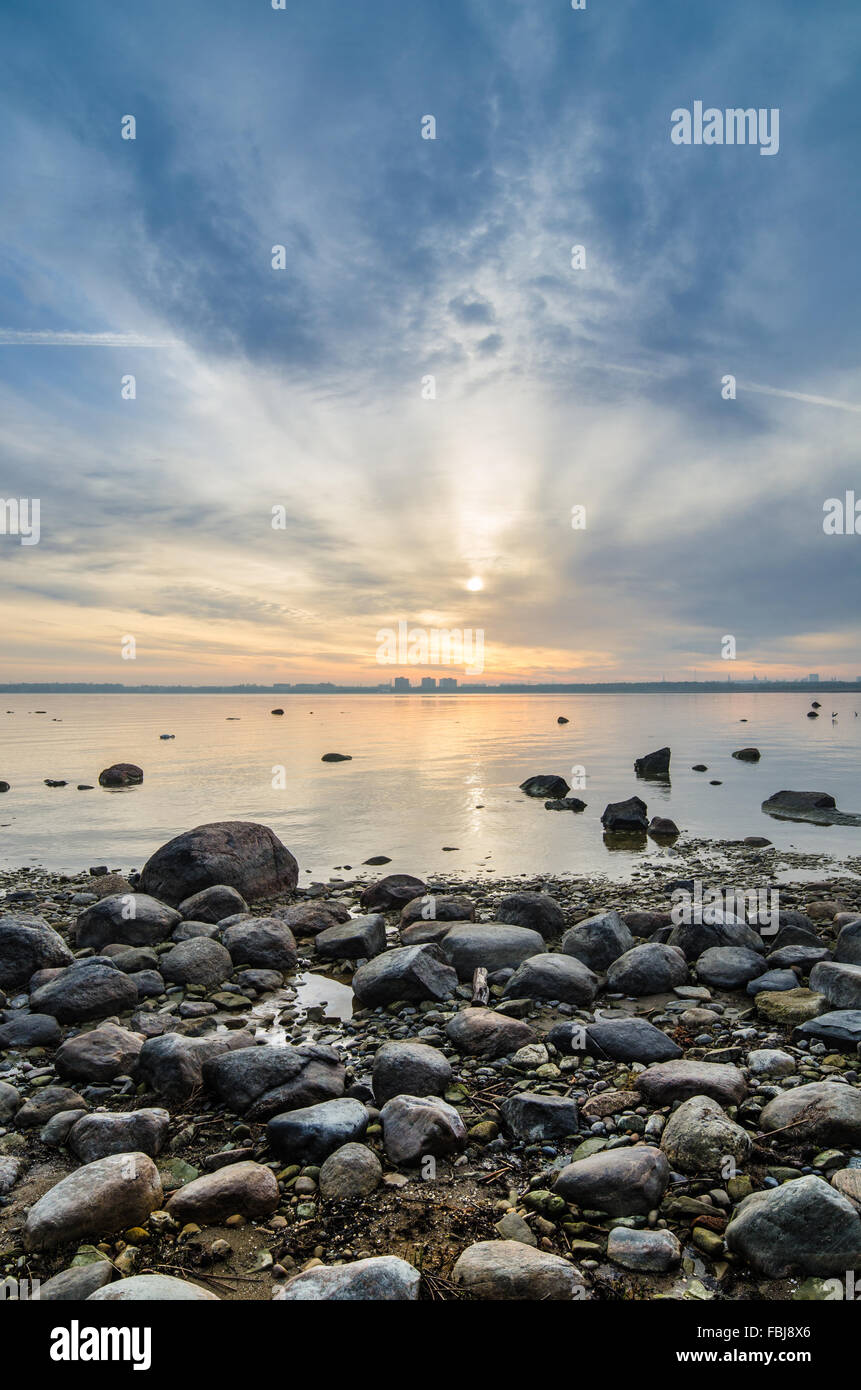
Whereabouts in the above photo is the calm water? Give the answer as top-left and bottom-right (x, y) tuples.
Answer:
(1, 693), (860, 880)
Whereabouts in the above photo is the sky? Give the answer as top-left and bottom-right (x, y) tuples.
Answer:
(1, 0), (860, 685)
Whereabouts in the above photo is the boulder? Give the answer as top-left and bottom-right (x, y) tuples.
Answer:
(635, 1059), (747, 1107)
(605, 943), (688, 996)
(634, 746), (671, 778)
(561, 910), (634, 972)
(98, 763), (143, 787)
(166, 1160), (279, 1224)
(554, 1146), (669, 1215)
(695, 946), (768, 989)
(793, 1010), (861, 1050)
(810, 960), (861, 1010)
(159, 936), (233, 988)
(766, 944), (829, 970)
(202, 1042), (345, 1120)
(274, 1256), (420, 1300)
(221, 917), (298, 972)
(667, 916), (766, 961)
(547, 1017), (682, 1064)
(452, 1241), (582, 1300)
(601, 797), (648, 833)
(834, 920), (861, 966)
(352, 944), (457, 1006)
(726, 1175), (861, 1276)
(607, 1228), (680, 1272)
(54, 1023), (144, 1082)
(496, 892), (565, 941)
(274, 903), (340, 936)
(372, 1041), (452, 1106)
(267, 1097), (368, 1163)
(68, 1108), (170, 1163)
(139, 821), (299, 905)
(660, 1095), (751, 1174)
(519, 775), (570, 798)
(400, 894), (475, 927)
(75, 894), (181, 952)
(380, 1094), (467, 1165)
(0, 1081), (20, 1122)
(0, 1013), (62, 1049)
(499, 1093), (580, 1142)
(445, 1007), (536, 1059)
(649, 817), (679, 837)
(440, 924), (545, 981)
(177, 885), (248, 923)
(759, 1081), (861, 1146)
(29, 960), (138, 1022)
(314, 914), (386, 961)
(318, 1143), (382, 1200)
(502, 954), (598, 1006)
(137, 1031), (253, 1103)
(14, 1086), (87, 1129)
(359, 874), (427, 913)
(0, 914), (73, 990)
(36, 1263), (115, 1301)
(23, 1153), (162, 1251)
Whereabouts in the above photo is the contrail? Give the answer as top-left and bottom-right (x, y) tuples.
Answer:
(0, 330), (180, 347)
(741, 381), (861, 414)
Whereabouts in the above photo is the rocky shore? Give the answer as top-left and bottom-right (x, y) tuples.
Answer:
(2, 821), (861, 1301)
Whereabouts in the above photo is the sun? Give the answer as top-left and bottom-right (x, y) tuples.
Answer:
(466, 576), (483, 592)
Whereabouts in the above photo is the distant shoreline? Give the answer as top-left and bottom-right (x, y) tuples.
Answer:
(1, 682), (858, 696)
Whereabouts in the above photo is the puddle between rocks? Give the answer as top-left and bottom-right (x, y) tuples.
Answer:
(215, 971), (355, 1046)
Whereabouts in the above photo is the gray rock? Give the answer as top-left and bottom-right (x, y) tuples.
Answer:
(39, 1109), (88, 1146)
(268, 1097), (368, 1163)
(159, 936), (233, 988)
(29, 960), (138, 1022)
(37, 1262), (114, 1301)
(635, 1059), (747, 1107)
(519, 775), (570, 798)
(0, 1080), (21, 1121)
(314, 914), (386, 961)
(607, 1227), (680, 1272)
(747, 969), (799, 995)
(561, 910), (634, 972)
(274, 1255), (420, 1300)
(660, 1095), (751, 1174)
(0, 1156), (24, 1194)
(605, 943), (688, 996)
(440, 924), (546, 981)
(668, 916), (766, 960)
(140, 820), (299, 906)
(726, 1175), (861, 1276)
(503, 953), (598, 1006)
(178, 884), (249, 923)
(767, 944), (830, 971)
(601, 796), (648, 833)
(137, 1030), (253, 1103)
(496, 892), (565, 941)
(68, 1108), (170, 1163)
(75, 895), (181, 952)
(400, 894), (475, 927)
(793, 1010), (861, 1049)
(553, 1146), (669, 1215)
(165, 1160), (279, 1224)
(203, 1042), (345, 1120)
(0, 1012), (62, 1048)
(98, 763), (143, 787)
(0, 913), (73, 990)
(834, 920), (861, 965)
(372, 1040), (452, 1106)
(452, 1240), (583, 1300)
(171, 920), (220, 943)
(634, 746), (671, 778)
(54, 1023), (144, 1082)
(810, 960), (861, 1010)
(380, 1094), (467, 1164)
(318, 1143), (382, 1200)
(547, 1016), (682, 1063)
(445, 1007), (536, 1059)
(359, 874), (427, 913)
(15, 1086), (88, 1129)
(747, 1048), (796, 1077)
(759, 1081), (861, 1145)
(352, 944), (458, 1006)
(89, 1273), (219, 1300)
(221, 917), (298, 973)
(23, 1153), (162, 1250)
(695, 946), (767, 989)
(130, 969), (165, 999)
(499, 1093), (580, 1142)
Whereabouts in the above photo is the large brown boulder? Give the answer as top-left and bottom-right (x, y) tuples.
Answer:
(139, 821), (298, 906)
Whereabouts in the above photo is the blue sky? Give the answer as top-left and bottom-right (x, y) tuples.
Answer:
(1, 0), (860, 683)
